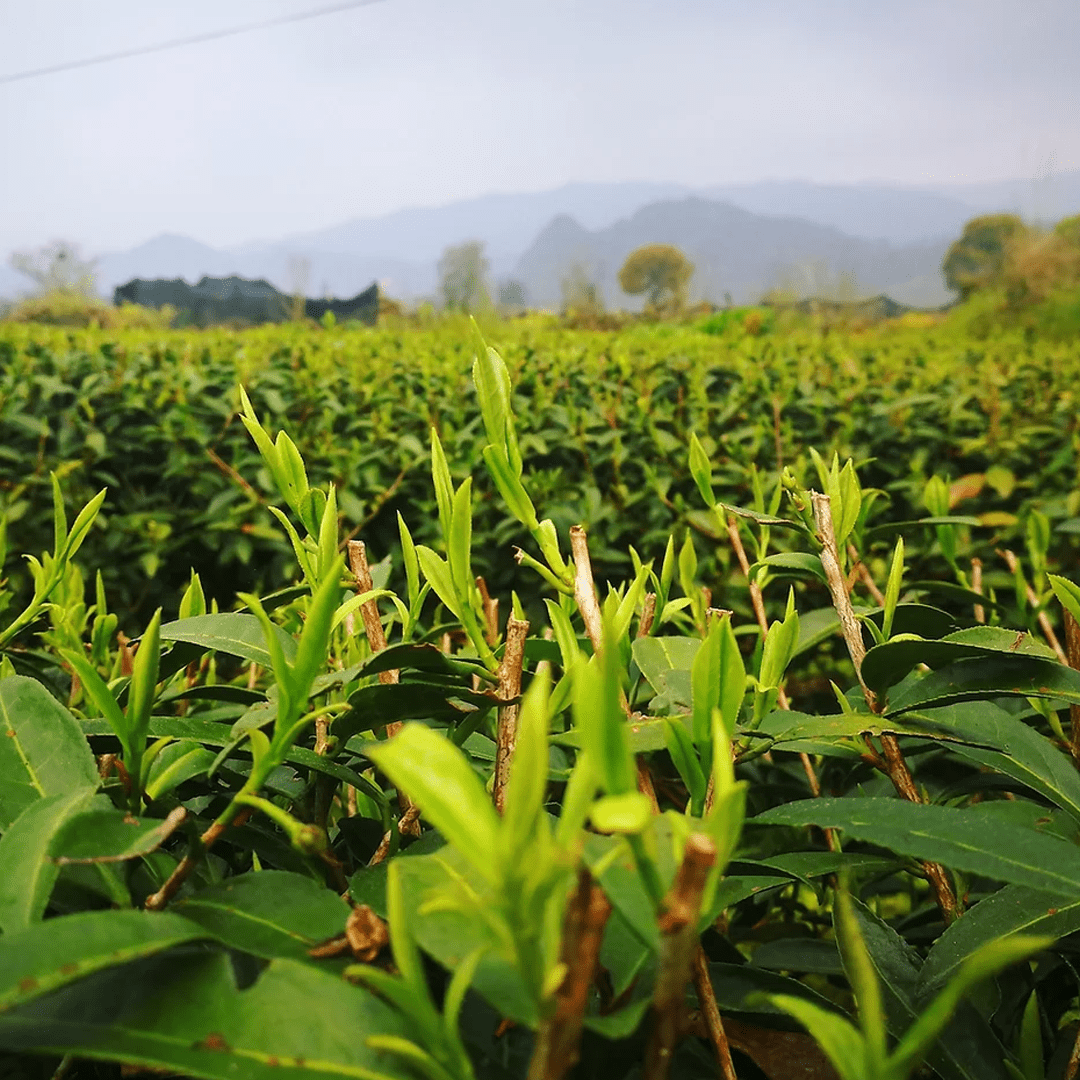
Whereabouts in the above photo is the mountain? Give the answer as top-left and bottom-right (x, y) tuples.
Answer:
(947, 169), (1080, 225)
(512, 198), (954, 309)
(281, 181), (691, 265)
(4, 172), (1078, 306)
(697, 181), (976, 245)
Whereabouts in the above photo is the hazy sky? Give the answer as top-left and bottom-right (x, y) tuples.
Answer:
(1, 0), (1078, 257)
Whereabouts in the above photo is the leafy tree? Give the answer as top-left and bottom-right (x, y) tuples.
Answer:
(439, 241), (491, 313)
(560, 263), (605, 320)
(9, 240), (98, 297)
(617, 244), (693, 313)
(941, 214), (1028, 300)
(498, 278), (528, 315)
(1054, 214), (1080, 249)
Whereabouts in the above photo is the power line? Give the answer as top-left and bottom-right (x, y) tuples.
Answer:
(0, 0), (389, 86)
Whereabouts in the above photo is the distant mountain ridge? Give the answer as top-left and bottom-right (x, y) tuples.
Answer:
(512, 198), (953, 309)
(2, 173), (1077, 307)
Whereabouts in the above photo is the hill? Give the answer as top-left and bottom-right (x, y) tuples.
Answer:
(512, 198), (953, 309)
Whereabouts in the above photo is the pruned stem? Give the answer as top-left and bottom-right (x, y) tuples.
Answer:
(145, 807), (252, 910)
(571, 523), (659, 811)
(999, 548), (1068, 662)
(691, 945), (738, 1080)
(638, 592), (657, 638)
(527, 868), (612, 1080)
(971, 557), (985, 623)
(494, 616), (530, 814)
(645, 833), (717, 1080)
(476, 575), (500, 646)
(570, 524), (604, 652)
(367, 803), (423, 867)
(1066, 1018), (1080, 1080)
(347, 539), (398, 688)
(848, 542), (885, 605)
(815, 495), (958, 917)
(348, 539), (418, 834)
(727, 514), (835, 845)
(1066, 610), (1080, 770)
(811, 493), (874, 710)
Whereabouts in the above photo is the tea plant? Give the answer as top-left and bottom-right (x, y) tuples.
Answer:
(0, 325), (1078, 1079)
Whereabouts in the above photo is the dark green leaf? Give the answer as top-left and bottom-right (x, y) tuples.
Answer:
(840, 896), (1011, 1080)
(891, 702), (1080, 824)
(0, 675), (98, 830)
(0, 790), (96, 933)
(754, 797), (1080, 894)
(0, 910), (210, 1012)
(158, 685), (267, 707)
(357, 642), (496, 683)
(159, 613), (298, 667)
(919, 886), (1080, 994)
(752, 938), (844, 975)
(905, 581), (1011, 614)
(50, 806), (187, 865)
(747, 552), (827, 582)
(885, 655), (1080, 715)
(0, 950), (410, 1079)
(704, 962), (845, 1016)
(339, 681), (498, 740)
(862, 628), (1057, 694)
(173, 871), (351, 960)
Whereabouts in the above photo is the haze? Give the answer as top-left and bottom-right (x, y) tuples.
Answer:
(1, 0), (1078, 261)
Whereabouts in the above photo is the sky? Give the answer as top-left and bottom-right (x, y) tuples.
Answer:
(1, 0), (1079, 259)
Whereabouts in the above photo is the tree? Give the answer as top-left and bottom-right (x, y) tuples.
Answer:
(941, 215), (1028, 300)
(1002, 216), (1080, 306)
(560, 264), (604, 319)
(438, 241), (491, 313)
(10, 240), (98, 297)
(617, 244), (694, 314)
(1054, 214), (1080, 249)
(498, 279), (528, 315)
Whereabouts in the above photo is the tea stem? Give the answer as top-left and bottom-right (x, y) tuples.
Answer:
(999, 547), (1067, 662)
(691, 945), (738, 1080)
(348, 539), (418, 834)
(645, 833), (717, 1080)
(569, 524), (603, 652)
(494, 615), (529, 814)
(727, 513), (834, 844)
(144, 803), (253, 910)
(527, 867), (612, 1080)
(971, 557), (986, 623)
(1065, 609), (1080, 770)
(811, 493), (875, 711)
(848, 542), (885, 605)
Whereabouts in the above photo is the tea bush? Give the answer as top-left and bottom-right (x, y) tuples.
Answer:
(1, 322), (1080, 1078)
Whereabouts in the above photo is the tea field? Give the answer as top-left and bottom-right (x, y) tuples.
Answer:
(1, 314), (1080, 1080)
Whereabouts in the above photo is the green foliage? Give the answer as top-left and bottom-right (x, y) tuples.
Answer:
(1, 319), (1080, 1079)
(942, 214), (1029, 300)
(617, 243), (694, 313)
(439, 241), (492, 314)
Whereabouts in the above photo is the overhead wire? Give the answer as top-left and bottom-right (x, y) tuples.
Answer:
(0, 0), (389, 85)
